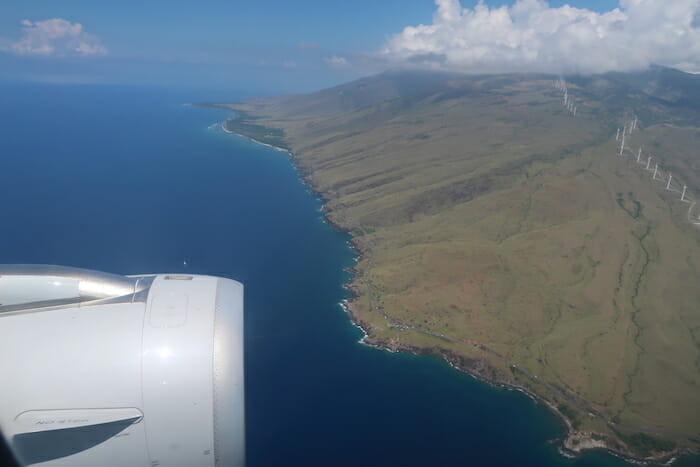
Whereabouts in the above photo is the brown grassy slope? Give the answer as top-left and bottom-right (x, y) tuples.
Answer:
(219, 72), (700, 454)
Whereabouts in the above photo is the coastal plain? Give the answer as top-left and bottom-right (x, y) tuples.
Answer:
(210, 68), (700, 460)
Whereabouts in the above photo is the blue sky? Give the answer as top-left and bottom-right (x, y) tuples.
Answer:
(2, 1), (693, 95)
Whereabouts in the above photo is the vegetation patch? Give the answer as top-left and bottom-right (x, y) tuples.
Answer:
(209, 68), (700, 458)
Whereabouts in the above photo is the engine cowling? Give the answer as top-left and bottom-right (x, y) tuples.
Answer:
(0, 265), (245, 467)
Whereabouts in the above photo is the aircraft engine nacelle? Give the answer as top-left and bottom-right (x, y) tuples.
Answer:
(0, 265), (245, 467)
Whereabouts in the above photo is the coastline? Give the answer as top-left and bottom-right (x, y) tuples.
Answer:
(341, 295), (691, 465)
(216, 115), (695, 465)
(220, 121), (288, 152)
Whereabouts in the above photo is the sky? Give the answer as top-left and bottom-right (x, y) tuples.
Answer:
(1, 0), (698, 95)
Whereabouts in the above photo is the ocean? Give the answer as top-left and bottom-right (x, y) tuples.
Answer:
(0, 82), (695, 467)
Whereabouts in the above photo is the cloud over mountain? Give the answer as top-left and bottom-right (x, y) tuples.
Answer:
(3, 19), (107, 57)
(381, 0), (700, 74)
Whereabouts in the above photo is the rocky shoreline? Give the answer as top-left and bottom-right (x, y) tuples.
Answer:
(342, 300), (690, 466)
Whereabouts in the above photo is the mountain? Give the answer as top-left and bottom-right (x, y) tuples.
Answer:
(618, 65), (700, 110)
(238, 69), (467, 119)
(210, 66), (700, 461)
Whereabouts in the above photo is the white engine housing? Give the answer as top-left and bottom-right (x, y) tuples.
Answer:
(0, 265), (245, 467)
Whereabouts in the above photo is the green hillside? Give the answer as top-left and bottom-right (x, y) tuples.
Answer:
(211, 68), (700, 461)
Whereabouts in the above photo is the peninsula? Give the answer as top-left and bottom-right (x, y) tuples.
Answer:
(207, 67), (700, 462)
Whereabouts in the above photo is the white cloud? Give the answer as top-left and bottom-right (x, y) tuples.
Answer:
(324, 54), (350, 69)
(3, 19), (107, 57)
(381, 0), (700, 74)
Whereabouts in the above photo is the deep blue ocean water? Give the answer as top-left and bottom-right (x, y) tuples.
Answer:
(0, 83), (696, 467)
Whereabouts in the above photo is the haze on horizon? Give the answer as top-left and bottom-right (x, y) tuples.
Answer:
(1, 0), (699, 94)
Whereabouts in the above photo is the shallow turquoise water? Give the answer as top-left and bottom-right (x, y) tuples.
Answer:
(0, 83), (696, 466)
